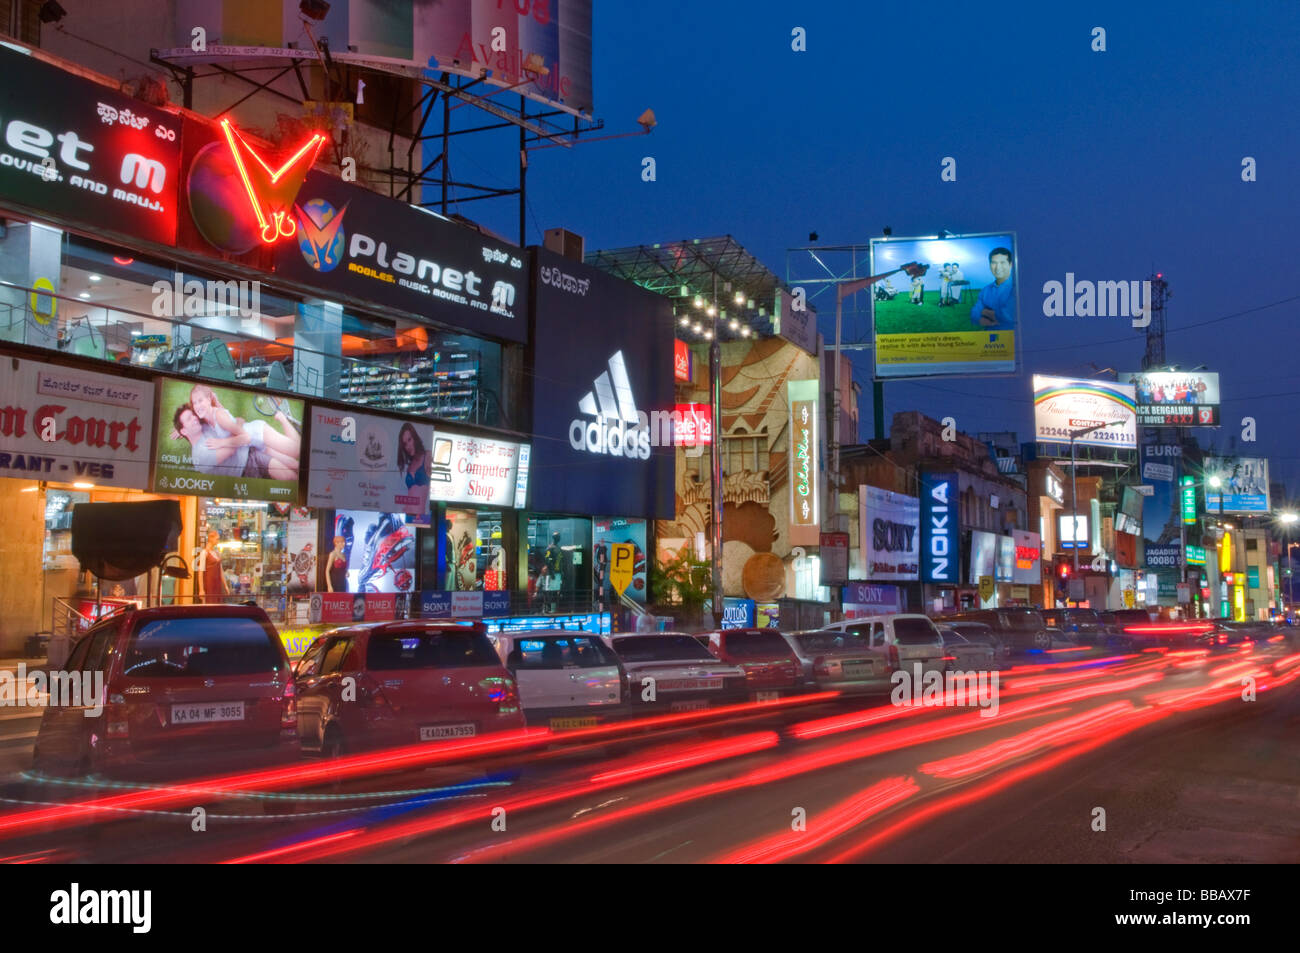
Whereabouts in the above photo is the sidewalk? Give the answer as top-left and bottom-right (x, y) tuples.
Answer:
(0, 658), (55, 753)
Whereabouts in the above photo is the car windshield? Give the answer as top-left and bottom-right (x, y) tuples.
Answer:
(124, 617), (281, 678)
(1064, 610), (1101, 624)
(796, 630), (870, 653)
(723, 631), (791, 657)
(1000, 609), (1047, 630)
(894, 618), (942, 644)
(508, 636), (616, 669)
(367, 630), (500, 670)
(611, 636), (715, 662)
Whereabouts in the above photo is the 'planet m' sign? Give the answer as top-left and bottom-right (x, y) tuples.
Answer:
(921, 471), (959, 583)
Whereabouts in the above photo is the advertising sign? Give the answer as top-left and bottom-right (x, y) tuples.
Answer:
(969, 530), (998, 585)
(871, 232), (1018, 378)
(307, 410), (432, 515)
(859, 486), (920, 581)
(788, 379), (820, 528)
(333, 510), (416, 594)
(842, 583), (901, 618)
(0, 43), (181, 246)
(169, 1), (594, 117)
(1204, 457), (1271, 514)
(674, 339), (692, 382)
(310, 591), (408, 624)
(426, 430), (530, 510)
(1121, 371), (1221, 427)
(529, 248), (675, 518)
(1012, 529), (1041, 585)
(1032, 376), (1136, 449)
(720, 597), (756, 630)
(1185, 544), (1206, 566)
(673, 403), (712, 447)
(1181, 475), (1199, 523)
(1058, 513), (1089, 549)
(1145, 544), (1182, 569)
(996, 535), (1015, 582)
(0, 357), (154, 488)
(594, 517), (647, 606)
(819, 532), (849, 586)
(777, 287), (818, 356)
(154, 380), (303, 501)
(920, 471), (959, 584)
(286, 512), (318, 595)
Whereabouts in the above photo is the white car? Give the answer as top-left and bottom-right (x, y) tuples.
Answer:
(819, 614), (948, 680)
(487, 630), (624, 730)
(604, 632), (749, 713)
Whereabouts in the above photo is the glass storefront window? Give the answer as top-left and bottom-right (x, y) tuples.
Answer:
(443, 509), (505, 591)
(199, 500), (287, 598)
(526, 517), (592, 612)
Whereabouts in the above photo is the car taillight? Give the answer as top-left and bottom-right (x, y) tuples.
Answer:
(281, 679), (298, 728)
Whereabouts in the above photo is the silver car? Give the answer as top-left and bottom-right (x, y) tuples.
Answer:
(783, 628), (888, 694)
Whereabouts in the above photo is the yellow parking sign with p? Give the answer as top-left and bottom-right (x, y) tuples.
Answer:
(610, 543), (635, 595)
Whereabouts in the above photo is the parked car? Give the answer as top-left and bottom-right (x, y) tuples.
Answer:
(33, 604), (298, 778)
(782, 628), (887, 694)
(295, 621), (523, 756)
(604, 632), (748, 713)
(819, 614), (948, 678)
(941, 620), (1008, 660)
(935, 625), (999, 672)
(1041, 608), (1106, 644)
(699, 628), (804, 700)
(487, 629), (623, 729)
(945, 608), (1054, 651)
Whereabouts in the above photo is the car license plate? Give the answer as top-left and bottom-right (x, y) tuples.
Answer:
(670, 699), (710, 712)
(753, 691), (780, 703)
(549, 717), (598, 731)
(171, 702), (244, 724)
(842, 662), (872, 678)
(419, 723), (476, 741)
(658, 678), (721, 691)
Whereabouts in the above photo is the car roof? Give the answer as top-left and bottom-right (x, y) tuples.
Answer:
(113, 603), (274, 624)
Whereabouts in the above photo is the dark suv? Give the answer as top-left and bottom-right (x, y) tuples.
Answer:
(1041, 608), (1105, 644)
(946, 608), (1053, 651)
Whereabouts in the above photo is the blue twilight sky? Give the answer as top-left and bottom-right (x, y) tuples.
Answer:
(434, 0), (1300, 495)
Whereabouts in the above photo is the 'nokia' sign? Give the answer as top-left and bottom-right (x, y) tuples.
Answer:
(921, 471), (960, 584)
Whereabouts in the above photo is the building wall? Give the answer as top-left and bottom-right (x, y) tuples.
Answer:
(0, 479), (46, 655)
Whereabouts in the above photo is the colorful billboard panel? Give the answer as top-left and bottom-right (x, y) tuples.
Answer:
(1121, 370), (1220, 427)
(871, 232), (1018, 378)
(1032, 376), (1136, 449)
(1204, 457), (1271, 514)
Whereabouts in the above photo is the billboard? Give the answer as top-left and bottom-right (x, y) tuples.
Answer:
(333, 510), (416, 594)
(1204, 457), (1271, 514)
(777, 287), (818, 356)
(1121, 371), (1220, 427)
(920, 471), (959, 584)
(154, 380), (303, 501)
(1032, 376), (1136, 449)
(0, 357), (155, 489)
(1058, 513), (1089, 549)
(871, 232), (1018, 378)
(529, 249), (675, 518)
(307, 409), (432, 516)
(427, 430), (530, 509)
(1012, 529), (1041, 585)
(788, 380), (820, 529)
(969, 530), (998, 585)
(859, 485), (919, 581)
(0, 43), (181, 247)
(168, 1), (593, 117)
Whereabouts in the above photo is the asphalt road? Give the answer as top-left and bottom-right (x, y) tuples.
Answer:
(0, 637), (1296, 864)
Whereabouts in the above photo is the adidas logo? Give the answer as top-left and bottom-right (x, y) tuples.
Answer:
(568, 350), (652, 460)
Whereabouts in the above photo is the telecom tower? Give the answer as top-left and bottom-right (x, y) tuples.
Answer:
(1141, 273), (1170, 370)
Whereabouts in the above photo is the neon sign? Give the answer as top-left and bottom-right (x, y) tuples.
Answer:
(219, 120), (325, 244)
(788, 380), (819, 527)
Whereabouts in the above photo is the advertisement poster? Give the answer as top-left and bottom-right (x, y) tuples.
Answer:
(309, 591), (408, 624)
(842, 583), (902, 619)
(1204, 457), (1271, 514)
(594, 517), (647, 606)
(1121, 371), (1221, 427)
(285, 512), (318, 594)
(1032, 376), (1137, 449)
(871, 232), (1018, 378)
(334, 510), (416, 594)
(920, 471), (959, 584)
(307, 410), (432, 516)
(996, 535), (1016, 582)
(969, 530), (998, 585)
(1011, 530), (1041, 585)
(529, 248), (675, 518)
(428, 430), (530, 509)
(1140, 435), (1180, 549)
(859, 486), (920, 581)
(788, 379), (820, 529)
(819, 532), (850, 586)
(756, 602), (780, 629)
(0, 43), (181, 247)
(0, 357), (154, 488)
(154, 379), (303, 501)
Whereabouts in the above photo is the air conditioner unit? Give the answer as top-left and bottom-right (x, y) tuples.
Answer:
(544, 227), (584, 262)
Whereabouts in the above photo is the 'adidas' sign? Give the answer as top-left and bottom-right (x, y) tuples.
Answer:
(569, 351), (651, 460)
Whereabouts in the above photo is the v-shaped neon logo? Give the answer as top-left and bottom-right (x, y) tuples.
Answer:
(219, 119), (326, 244)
